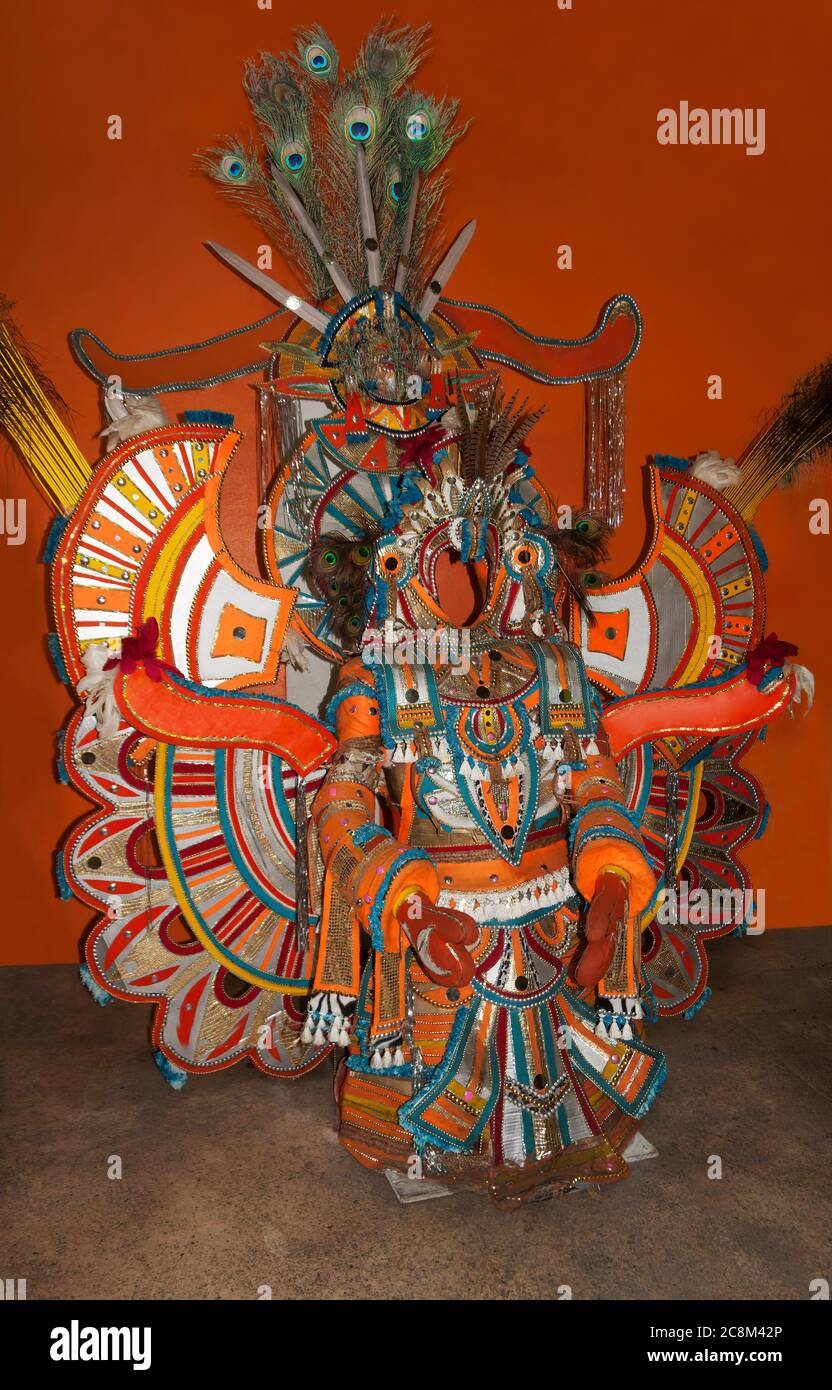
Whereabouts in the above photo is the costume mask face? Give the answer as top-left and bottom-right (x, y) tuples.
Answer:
(366, 456), (583, 649)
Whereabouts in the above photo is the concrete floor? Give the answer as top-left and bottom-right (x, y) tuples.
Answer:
(2, 928), (830, 1301)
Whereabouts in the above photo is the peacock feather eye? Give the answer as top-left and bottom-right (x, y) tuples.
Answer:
(405, 110), (431, 142)
(327, 580), (341, 595)
(351, 543), (371, 566)
(582, 571), (602, 587)
(322, 550), (338, 568)
(576, 519), (590, 532)
(386, 163), (403, 206)
(305, 44), (332, 74)
(220, 154), (247, 181)
(280, 141), (306, 174)
(345, 105), (377, 144)
(337, 595), (349, 608)
(347, 615), (362, 631)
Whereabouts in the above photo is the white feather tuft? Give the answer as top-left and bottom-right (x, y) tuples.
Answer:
(76, 643), (120, 739)
(280, 625), (310, 671)
(689, 451), (741, 490)
(789, 663), (815, 716)
(100, 390), (167, 446)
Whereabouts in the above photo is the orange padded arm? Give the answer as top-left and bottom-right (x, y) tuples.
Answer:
(603, 668), (795, 760)
(115, 666), (335, 776)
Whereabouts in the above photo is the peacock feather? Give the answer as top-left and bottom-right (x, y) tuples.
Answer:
(306, 532), (378, 650)
(724, 358), (832, 519)
(293, 25), (339, 85)
(195, 21), (468, 307)
(392, 92), (468, 297)
(241, 54), (331, 297)
(193, 135), (312, 283)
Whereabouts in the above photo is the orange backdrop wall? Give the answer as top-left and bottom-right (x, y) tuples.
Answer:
(1, 0), (829, 964)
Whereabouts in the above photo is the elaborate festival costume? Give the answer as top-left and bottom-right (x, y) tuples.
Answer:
(2, 23), (827, 1205)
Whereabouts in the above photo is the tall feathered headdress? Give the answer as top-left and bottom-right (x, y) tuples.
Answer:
(68, 21), (644, 527)
(196, 20), (469, 316)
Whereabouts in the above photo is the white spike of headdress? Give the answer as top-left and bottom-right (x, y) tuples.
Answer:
(416, 219), (477, 321)
(394, 169), (421, 294)
(204, 241), (330, 333)
(354, 145), (381, 288)
(269, 164), (357, 305)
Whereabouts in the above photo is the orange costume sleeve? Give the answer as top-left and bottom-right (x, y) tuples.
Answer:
(311, 658), (439, 960)
(566, 721), (657, 997)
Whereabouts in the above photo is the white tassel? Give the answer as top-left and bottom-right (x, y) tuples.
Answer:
(313, 1025), (326, 1046)
(393, 1046), (404, 1065)
(301, 1021), (314, 1044)
(595, 1018), (609, 1040)
(370, 1049), (383, 1070)
(328, 1018), (341, 1043)
(539, 745), (557, 775)
(621, 1020), (633, 1041)
(338, 1026), (351, 1047)
(610, 1019), (621, 1041)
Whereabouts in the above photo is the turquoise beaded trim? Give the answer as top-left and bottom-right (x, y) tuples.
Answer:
(398, 1005), (501, 1153)
(571, 822), (646, 859)
(567, 798), (643, 852)
(324, 679), (376, 731)
(470, 970), (564, 1009)
(366, 846), (434, 952)
(557, 987), (667, 1119)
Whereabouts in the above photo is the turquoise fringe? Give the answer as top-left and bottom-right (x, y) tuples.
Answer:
(183, 409), (234, 427)
(54, 852), (72, 900)
(55, 728), (69, 785)
(47, 633), (71, 687)
(42, 514), (69, 564)
(746, 523), (769, 573)
(683, 985), (712, 1020)
(79, 963), (113, 1007)
(753, 802), (771, 840)
(153, 1051), (188, 1091)
(653, 453), (690, 471)
(634, 1056), (668, 1118)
